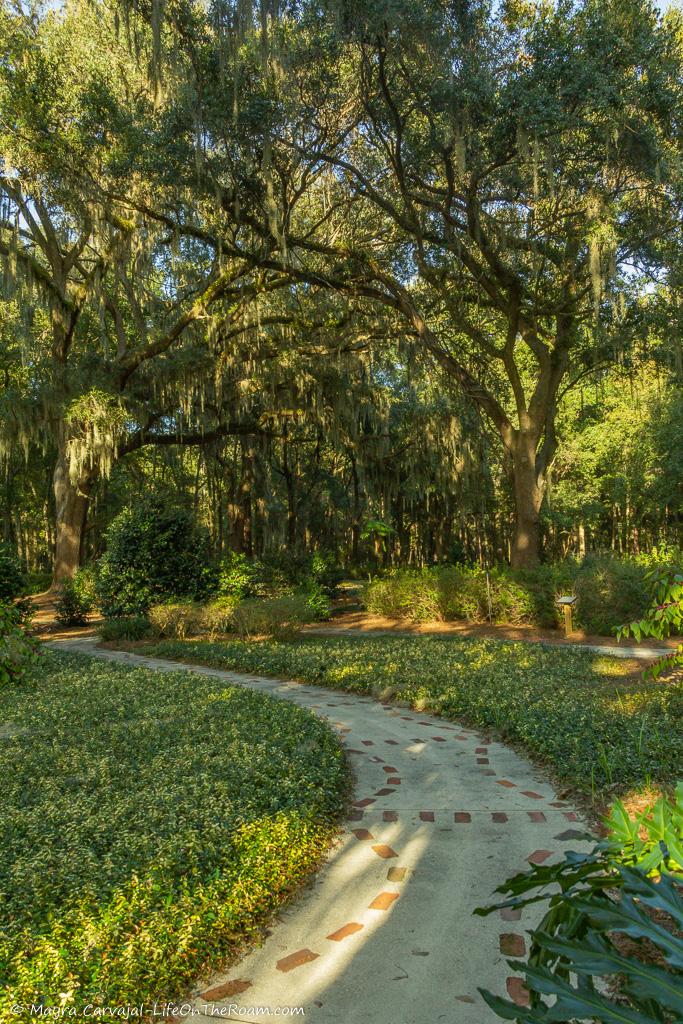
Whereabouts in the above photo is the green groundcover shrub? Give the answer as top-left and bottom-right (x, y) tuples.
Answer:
(0, 651), (348, 1013)
(145, 635), (683, 798)
(364, 553), (681, 635)
(96, 499), (211, 617)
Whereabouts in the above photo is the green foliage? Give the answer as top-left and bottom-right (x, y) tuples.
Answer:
(54, 568), (96, 626)
(0, 651), (348, 1013)
(482, 861), (683, 1023)
(0, 601), (39, 685)
(147, 598), (239, 640)
(0, 543), (23, 602)
(143, 635), (683, 798)
(231, 592), (324, 641)
(96, 499), (211, 617)
(98, 616), (152, 642)
(365, 566), (538, 625)
(476, 789), (683, 1022)
(606, 785), (683, 876)
(619, 568), (683, 680)
(214, 551), (267, 600)
(302, 581), (332, 621)
(214, 551), (343, 602)
(365, 555), (672, 635)
(148, 601), (205, 640)
(22, 571), (52, 596)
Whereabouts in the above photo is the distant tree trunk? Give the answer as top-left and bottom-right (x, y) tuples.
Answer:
(509, 430), (546, 570)
(51, 445), (94, 588)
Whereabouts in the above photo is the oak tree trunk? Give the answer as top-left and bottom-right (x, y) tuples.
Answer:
(51, 448), (93, 588)
(509, 432), (545, 570)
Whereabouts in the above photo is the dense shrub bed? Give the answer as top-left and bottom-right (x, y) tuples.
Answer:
(145, 636), (683, 800)
(0, 652), (348, 1014)
(364, 554), (680, 634)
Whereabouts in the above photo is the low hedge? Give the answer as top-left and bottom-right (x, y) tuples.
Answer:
(0, 651), (348, 1014)
(143, 636), (683, 801)
(364, 554), (679, 635)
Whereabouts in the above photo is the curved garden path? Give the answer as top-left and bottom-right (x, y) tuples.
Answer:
(49, 637), (592, 1024)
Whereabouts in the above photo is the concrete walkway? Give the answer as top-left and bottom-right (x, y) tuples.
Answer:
(48, 638), (592, 1024)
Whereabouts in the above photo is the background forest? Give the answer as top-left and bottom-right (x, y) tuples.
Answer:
(1, 0), (682, 608)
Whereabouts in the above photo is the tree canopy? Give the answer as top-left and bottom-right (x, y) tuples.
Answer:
(1, 0), (682, 580)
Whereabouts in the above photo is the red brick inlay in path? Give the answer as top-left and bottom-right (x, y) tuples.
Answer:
(276, 949), (319, 973)
(432, 736), (446, 742)
(521, 790), (544, 800)
(352, 798), (376, 808)
(383, 810), (398, 822)
(454, 812), (471, 823)
(419, 811), (435, 822)
(528, 811), (546, 822)
(506, 978), (531, 1008)
(387, 867), (407, 881)
(563, 811), (579, 821)
(372, 844), (398, 859)
(492, 812), (508, 823)
(200, 979), (252, 1001)
(384, 739), (399, 745)
(361, 740), (374, 746)
(348, 809), (364, 821)
(500, 933), (526, 957)
(475, 747), (488, 754)
(326, 922), (364, 942)
(371, 756), (385, 763)
(351, 828), (375, 840)
(477, 757), (490, 764)
(369, 891), (400, 911)
(375, 787), (395, 796)
(382, 765), (398, 773)
(500, 907), (522, 921)
(527, 849), (552, 864)
(496, 779), (516, 788)
(387, 777), (401, 785)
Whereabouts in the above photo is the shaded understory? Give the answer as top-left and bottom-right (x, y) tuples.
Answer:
(143, 635), (683, 805)
(0, 651), (349, 1014)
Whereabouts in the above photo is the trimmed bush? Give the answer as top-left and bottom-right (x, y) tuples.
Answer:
(148, 601), (205, 639)
(364, 555), (681, 635)
(99, 616), (152, 642)
(54, 568), (96, 626)
(232, 593), (320, 640)
(0, 601), (39, 685)
(365, 566), (540, 626)
(0, 651), (348, 1013)
(96, 498), (210, 617)
(0, 544), (23, 602)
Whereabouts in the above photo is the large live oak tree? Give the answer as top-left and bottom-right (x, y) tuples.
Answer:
(260, 0), (683, 566)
